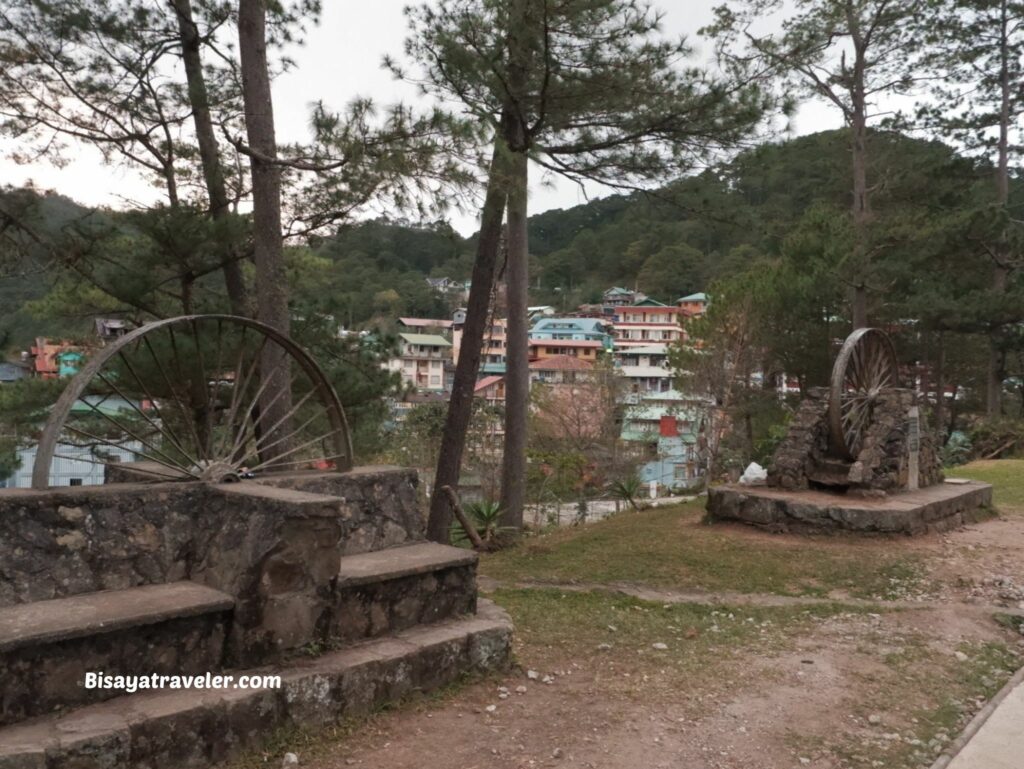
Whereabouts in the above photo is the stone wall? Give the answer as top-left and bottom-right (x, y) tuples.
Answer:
(767, 388), (943, 495)
(0, 468), (424, 664)
(767, 388), (830, 490)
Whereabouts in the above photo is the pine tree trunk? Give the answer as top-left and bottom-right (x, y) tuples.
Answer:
(173, 0), (250, 316)
(987, 0), (1011, 417)
(850, 96), (870, 330)
(425, 138), (510, 542)
(238, 0), (291, 461)
(500, 146), (529, 530)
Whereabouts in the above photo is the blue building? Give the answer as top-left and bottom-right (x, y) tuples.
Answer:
(529, 317), (614, 350)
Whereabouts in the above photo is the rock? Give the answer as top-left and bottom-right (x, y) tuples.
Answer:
(515, 685), (528, 694)
(652, 642), (668, 650)
(485, 704), (497, 713)
(868, 714), (882, 725)
(955, 651), (969, 662)
(282, 753), (299, 767)
(798, 758), (811, 765)
(542, 675), (555, 685)
(527, 670), (539, 680)
(552, 748), (564, 759)
(597, 643), (613, 651)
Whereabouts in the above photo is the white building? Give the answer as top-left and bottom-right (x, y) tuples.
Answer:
(387, 333), (453, 392)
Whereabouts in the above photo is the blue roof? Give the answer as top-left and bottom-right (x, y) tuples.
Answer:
(678, 292), (708, 303)
(531, 317), (608, 334)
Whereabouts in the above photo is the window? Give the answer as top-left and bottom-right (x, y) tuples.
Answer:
(430, 376), (440, 385)
(69, 478), (84, 486)
(673, 464), (689, 481)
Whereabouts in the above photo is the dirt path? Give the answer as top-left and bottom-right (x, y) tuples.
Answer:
(258, 513), (1024, 769)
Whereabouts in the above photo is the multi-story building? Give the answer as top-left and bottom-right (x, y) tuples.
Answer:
(527, 338), (603, 362)
(528, 355), (594, 385)
(613, 343), (673, 395)
(611, 299), (684, 348)
(530, 317), (614, 349)
(603, 286), (647, 306)
(677, 292), (709, 317)
(388, 333), (452, 392)
(453, 318), (508, 376)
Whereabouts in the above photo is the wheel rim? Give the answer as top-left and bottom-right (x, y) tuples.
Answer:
(828, 328), (900, 460)
(31, 315), (353, 489)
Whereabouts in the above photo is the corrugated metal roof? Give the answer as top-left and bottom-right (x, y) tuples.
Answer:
(399, 333), (452, 347)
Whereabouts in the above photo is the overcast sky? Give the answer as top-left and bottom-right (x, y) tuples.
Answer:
(0, 0), (841, 235)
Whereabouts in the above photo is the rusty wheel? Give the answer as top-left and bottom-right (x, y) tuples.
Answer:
(828, 328), (900, 460)
(31, 315), (352, 489)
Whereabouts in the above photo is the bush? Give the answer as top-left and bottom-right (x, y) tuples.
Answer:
(967, 418), (1024, 460)
(941, 431), (972, 467)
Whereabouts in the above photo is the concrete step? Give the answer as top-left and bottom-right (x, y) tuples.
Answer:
(332, 542), (478, 644)
(0, 599), (512, 769)
(0, 582), (233, 726)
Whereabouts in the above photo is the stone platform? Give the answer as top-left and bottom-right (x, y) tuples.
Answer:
(707, 479), (993, 534)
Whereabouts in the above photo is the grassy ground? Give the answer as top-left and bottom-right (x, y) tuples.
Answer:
(948, 458), (1024, 513)
(482, 502), (925, 599)
(482, 459), (1024, 601)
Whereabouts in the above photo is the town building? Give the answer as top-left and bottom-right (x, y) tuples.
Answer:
(453, 318), (508, 376)
(528, 354), (594, 386)
(473, 375), (506, 405)
(530, 317), (614, 348)
(611, 299), (684, 348)
(620, 389), (708, 491)
(613, 343), (673, 395)
(29, 338), (84, 379)
(528, 338), (603, 363)
(677, 292), (709, 317)
(603, 286), (647, 306)
(387, 333), (452, 392)
(397, 317), (454, 336)
(0, 361), (29, 384)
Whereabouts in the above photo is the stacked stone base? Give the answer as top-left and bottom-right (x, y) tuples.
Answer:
(0, 601), (512, 768)
(0, 467), (513, 767)
(707, 481), (993, 535)
(768, 388), (943, 495)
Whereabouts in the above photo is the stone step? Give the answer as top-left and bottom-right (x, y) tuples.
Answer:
(0, 600), (512, 769)
(332, 542), (478, 644)
(0, 582), (233, 726)
(807, 458), (853, 486)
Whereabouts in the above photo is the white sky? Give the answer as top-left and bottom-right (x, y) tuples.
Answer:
(0, 0), (841, 236)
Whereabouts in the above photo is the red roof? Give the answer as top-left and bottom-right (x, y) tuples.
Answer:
(474, 375), (504, 392)
(528, 355), (594, 371)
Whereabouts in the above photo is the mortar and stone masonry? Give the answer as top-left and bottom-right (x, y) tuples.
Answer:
(0, 466), (512, 767)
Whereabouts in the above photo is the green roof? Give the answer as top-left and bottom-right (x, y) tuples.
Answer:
(678, 292), (708, 303)
(399, 333), (451, 347)
(631, 297), (667, 306)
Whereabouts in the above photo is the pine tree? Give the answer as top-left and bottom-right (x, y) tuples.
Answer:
(915, 0), (1024, 415)
(397, 0), (768, 536)
(704, 0), (925, 328)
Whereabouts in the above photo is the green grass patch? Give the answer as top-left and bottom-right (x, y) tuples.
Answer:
(482, 502), (925, 599)
(948, 459), (1024, 514)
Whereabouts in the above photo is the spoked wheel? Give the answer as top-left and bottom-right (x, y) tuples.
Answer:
(828, 328), (900, 460)
(31, 315), (352, 489)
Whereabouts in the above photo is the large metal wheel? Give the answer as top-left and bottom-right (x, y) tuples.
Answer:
(32, 315), (353, 489)
(828, 328), (900, 460)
